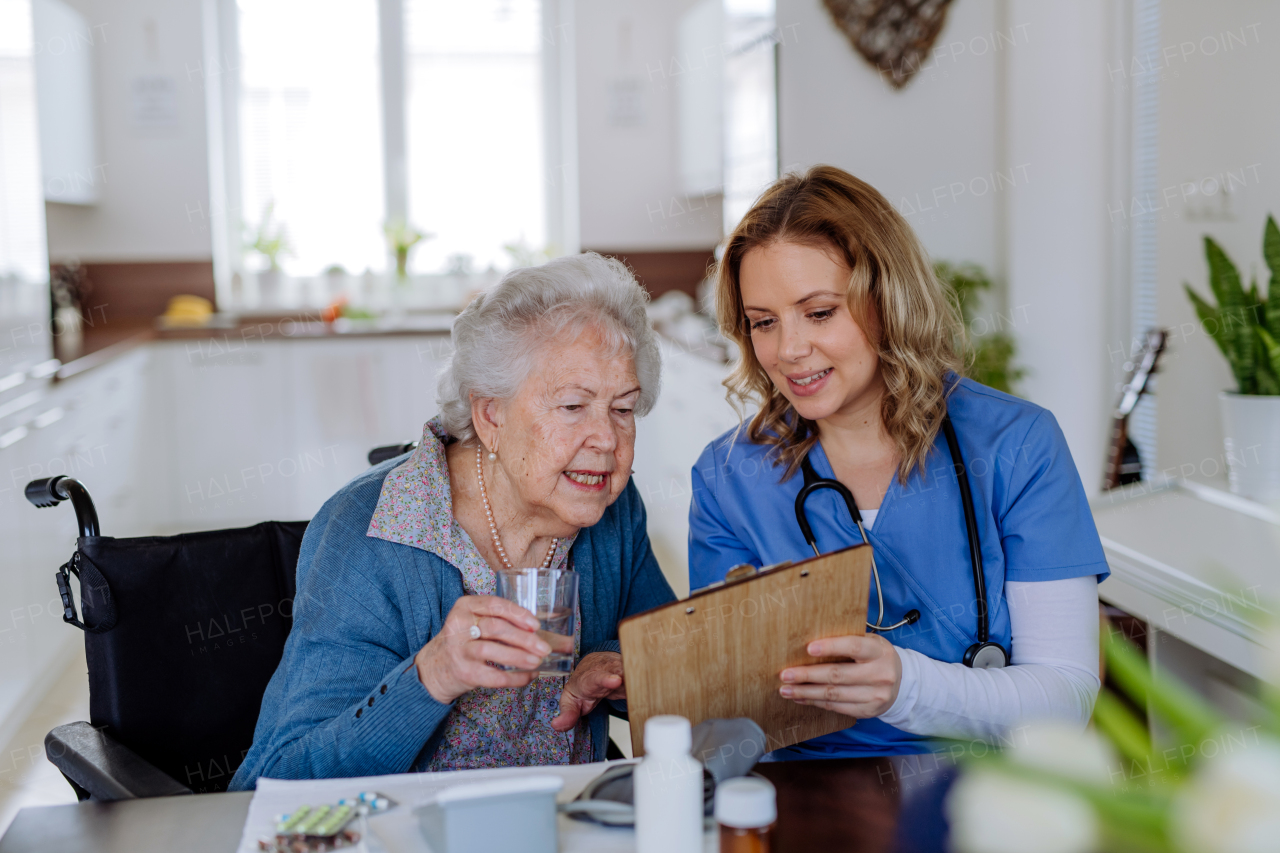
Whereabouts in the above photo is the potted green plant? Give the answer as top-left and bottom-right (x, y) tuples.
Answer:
(935, 261), (1025, 395)
(384, 219), (432, 279)
(1184, 215), (1280, 503)
(246, 201), (292, 281)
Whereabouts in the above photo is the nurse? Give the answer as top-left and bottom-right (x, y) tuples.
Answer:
(689, 166), (1109, 757)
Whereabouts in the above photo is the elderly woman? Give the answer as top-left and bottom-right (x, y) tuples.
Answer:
(230, 253), (675, 789)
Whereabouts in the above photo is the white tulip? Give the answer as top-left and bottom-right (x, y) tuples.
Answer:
(1007, 721), (1117, 786)
(1173, 733), (1280, 853)
(945, 766), (1099, 853)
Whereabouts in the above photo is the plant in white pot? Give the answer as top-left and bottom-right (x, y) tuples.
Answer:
(1184, 214), (1280, 502)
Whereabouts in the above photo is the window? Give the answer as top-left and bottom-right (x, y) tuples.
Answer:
(237, 1), (384, 276)
(723, 0), (777, 233)
(0, 0), (51, 381)
(224, 0), (551, 285)
(404, 0), (544, 273)
(0, 0), (47, 284)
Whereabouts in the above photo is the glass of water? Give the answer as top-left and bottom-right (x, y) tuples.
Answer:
(495, 568), (578, 675)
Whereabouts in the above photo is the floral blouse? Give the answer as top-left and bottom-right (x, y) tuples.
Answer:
(366, 417), (593, 768)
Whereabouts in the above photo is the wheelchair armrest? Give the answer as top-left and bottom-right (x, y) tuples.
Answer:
(45, 722), (192, 801)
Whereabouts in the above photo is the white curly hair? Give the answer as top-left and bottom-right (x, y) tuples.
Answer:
(436, 252), (662, 442)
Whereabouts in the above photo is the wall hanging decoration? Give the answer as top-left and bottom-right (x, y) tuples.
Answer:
(821, 0), (954, 89)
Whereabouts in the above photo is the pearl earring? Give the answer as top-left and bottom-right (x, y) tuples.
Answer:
(487, 451), (497, 461)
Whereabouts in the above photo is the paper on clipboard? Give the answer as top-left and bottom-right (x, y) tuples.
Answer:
(619, 544), (872, 756)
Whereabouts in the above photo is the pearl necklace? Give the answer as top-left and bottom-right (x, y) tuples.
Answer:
(476, 444), (557, 570)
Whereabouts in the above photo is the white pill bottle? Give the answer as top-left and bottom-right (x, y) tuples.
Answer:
(634, 715), (704, 853)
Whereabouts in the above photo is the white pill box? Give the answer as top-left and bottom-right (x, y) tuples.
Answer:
(415, 775), (564, 853)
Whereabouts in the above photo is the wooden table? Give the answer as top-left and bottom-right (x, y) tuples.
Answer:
(756, 757), (902, 852)
(0, 758), (920, 853)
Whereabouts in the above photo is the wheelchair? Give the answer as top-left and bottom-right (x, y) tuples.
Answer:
(24, 441), (418, 801)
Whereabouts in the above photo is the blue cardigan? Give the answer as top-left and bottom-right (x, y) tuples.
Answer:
(230, 459), (675, 790)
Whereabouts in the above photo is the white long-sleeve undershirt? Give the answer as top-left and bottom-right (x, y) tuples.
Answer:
(877, 575), (1101, 742)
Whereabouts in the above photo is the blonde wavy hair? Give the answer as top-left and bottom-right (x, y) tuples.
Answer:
(716, 165), (965, 484)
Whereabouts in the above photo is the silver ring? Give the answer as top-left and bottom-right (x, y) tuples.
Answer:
(468, 624), (482, 640)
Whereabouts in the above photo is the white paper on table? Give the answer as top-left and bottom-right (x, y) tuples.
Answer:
(234, 760), (713, 853)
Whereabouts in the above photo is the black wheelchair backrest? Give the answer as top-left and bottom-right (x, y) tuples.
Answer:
(71, 521), (306, 792)
(25, 444), (409, 794)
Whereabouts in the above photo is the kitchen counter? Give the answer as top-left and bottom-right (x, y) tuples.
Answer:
(64, 311), (460, 383)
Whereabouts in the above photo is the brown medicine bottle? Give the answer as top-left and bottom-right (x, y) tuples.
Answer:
(715, 777), (777, 853)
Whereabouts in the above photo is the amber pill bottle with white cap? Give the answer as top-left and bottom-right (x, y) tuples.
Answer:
(715, 776), (777, 853)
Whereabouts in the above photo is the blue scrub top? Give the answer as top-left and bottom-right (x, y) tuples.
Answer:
(687, 376), (1110, 759)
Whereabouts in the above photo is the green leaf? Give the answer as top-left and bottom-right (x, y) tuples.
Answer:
(1206, 236), (1247, 311)
(1205, 236), (1256, 393)
(969, 334), (1024, 394)
(1256, 334), (1280, 395)
(937, 260), (1023, 396)
(1103, 630), (1223, 751)
(934, 260), (990, 325)
(1097, 819), (1179, 853)
(1257, 326), (1280, 389)
(1256, 363), (1280, 396)
(1263, 682), (1280, 738)
(1185, 284), (1233, 366)
(1092, 689), (1153, 767)
(1265, 215), (1280, 337)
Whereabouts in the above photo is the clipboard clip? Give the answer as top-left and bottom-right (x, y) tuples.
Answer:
(690, 561), (796, 595)
(724, 561), (793, 584)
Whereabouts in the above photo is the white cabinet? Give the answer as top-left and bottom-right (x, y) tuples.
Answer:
(139, 335), (733, 590)
(31, 0), (100, 205)
(140, 336), (447, 532)
(0, 348), (148, 741)
(143, 341), (298, 531)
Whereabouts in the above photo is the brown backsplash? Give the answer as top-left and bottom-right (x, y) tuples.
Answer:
(586, 249), (715, 300)
(68, 260), (216, 322)
(58, 254), (709, 325)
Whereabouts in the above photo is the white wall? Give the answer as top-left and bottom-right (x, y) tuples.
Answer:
(42, 0), (213, 262)
(575, 0), (724, 251)
(777, 0), (1005, 277)
(777, 0), (1129, 491)
(1004, 0), (1120, 495)
(1153, 1), (1280, 483)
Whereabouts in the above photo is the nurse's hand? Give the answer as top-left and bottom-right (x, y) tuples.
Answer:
(778, 635), (903, 718)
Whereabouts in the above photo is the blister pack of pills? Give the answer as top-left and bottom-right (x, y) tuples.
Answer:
(258, 792), (395, 853)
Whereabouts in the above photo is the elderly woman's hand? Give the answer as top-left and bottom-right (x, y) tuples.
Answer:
(550, 651), (625, 732)
(415, 595), (566, 704)
(777, 635), (903, 718)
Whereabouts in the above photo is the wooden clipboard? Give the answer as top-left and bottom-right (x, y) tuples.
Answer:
(619, 544), (872, 756)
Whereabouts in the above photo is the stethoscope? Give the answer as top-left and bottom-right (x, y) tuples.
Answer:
(794, 415), (1009, 669)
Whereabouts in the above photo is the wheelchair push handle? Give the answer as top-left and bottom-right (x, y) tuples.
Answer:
(26, 476), (101, 538)
(367, 441), (418, 466)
